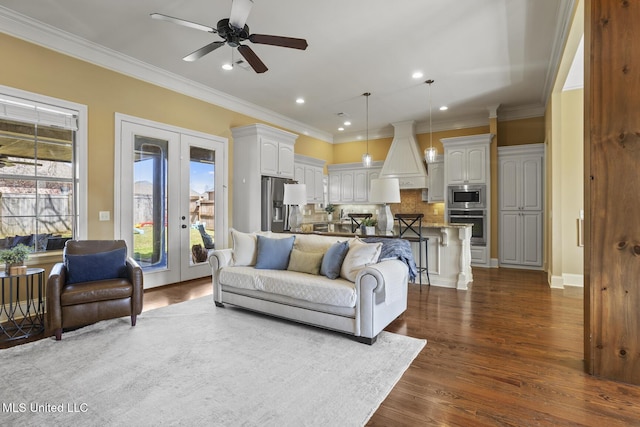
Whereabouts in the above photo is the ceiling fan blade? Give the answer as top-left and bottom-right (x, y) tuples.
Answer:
(249, 34), (308, 50)
(150, 13), (216, 33)
(183, 41), (226, 62)
(229, 0), (254, 29)
(237, 45), (268, 73)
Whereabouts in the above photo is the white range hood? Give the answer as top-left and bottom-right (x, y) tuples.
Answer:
(379, 120), (428, 189)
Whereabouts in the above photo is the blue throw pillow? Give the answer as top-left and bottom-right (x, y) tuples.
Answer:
(254, 235), (295, 270)
(65, 247), (128, 284)
(320, 240), (350, 280)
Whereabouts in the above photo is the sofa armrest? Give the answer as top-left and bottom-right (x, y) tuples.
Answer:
(354, 259), (409, 338)
(209, 249), (234, 303)
(356, 259), (408, 299)
(208, 249), (233, 270)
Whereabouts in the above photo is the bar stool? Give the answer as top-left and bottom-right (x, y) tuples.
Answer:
(348, 213), (373, 233)
(395, 213), (430, 290)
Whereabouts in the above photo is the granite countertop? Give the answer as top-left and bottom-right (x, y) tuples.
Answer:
(302, 220), (471, 229)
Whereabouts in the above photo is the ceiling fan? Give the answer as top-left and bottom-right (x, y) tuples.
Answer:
(151, 0), (308, 73)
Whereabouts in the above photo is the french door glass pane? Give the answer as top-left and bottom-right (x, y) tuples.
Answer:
(189, 146), (215, 265)
(133, 136), (168, 270)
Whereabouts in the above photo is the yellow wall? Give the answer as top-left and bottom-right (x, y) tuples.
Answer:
(498, 117), (545, 146)
(332, 126), (491, 165)
(560, 89), (584, 279)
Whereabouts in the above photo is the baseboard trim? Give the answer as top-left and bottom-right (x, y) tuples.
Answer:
(548, 274), (584, 289)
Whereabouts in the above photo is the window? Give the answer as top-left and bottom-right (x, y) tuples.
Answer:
(0, 88), (87, 253)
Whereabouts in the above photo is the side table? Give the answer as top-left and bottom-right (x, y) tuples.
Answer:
(0, 268), (45, 342)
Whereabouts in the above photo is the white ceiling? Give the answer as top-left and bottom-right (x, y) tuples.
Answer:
(0, 0), (575, 143)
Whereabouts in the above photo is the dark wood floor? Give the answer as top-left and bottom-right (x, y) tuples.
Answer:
(4, 268), (640, 425)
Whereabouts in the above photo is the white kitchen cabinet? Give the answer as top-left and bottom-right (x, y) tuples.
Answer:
(499, 151), (543, 212)
(499, 211), (543, 267)
(340, 171), (354, 202)
(294, 154), (326, 204)
(329, 173), (341, 204)
(354, 169), (368, 202)
(261, 138), (294, 178)
(327, 162), (383, 204)
(498, 144), (544, 268)
(427, 156), (444, 202)
(444, 144), (487, 184)
(231, 124), (298, 232)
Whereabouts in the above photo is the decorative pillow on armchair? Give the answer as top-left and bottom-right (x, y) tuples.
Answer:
(65, 247), (128, 284)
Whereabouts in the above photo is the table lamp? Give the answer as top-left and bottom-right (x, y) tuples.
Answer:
(369, 178), (401, 234)
(283, 183), (307, 232)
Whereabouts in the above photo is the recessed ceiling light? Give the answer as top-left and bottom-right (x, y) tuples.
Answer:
(221, 63), (233, 71)
(338, 127), (344, 131)
(412, 71), (424, 79)
(344, 121), (351, 126)
(440, 106), (448, 111)
(296, 98), (305, 104)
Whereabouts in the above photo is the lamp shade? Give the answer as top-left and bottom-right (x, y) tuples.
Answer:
(283, 183), (307, 205)
(369, 178), (401, 204)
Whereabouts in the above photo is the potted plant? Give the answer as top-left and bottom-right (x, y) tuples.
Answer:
(0, 244), (31, 275)
(360, 218), (378, 236)
(324, 204), (336, 222)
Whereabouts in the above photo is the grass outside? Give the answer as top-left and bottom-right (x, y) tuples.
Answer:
(133, 225), (214, 262)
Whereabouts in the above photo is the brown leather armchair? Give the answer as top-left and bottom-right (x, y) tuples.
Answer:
(46, 240), (143, 340)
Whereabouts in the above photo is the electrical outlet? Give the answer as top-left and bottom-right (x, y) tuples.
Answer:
(99, 211), (110, 221)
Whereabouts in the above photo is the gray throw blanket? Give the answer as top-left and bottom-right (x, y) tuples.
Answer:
(362, 237), (418, 281)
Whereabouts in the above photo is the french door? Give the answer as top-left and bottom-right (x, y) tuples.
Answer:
(116, 115), (227, 288)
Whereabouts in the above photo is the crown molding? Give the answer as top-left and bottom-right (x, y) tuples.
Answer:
(497, 104), (546, 121)
(541, 0), (577, 105)
(0, 6), (334, 143)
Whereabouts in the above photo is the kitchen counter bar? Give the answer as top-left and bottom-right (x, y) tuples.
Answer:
(293, 223), (473, 290)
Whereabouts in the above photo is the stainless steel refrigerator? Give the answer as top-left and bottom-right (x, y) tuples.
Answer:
(261, 176), (295, 232)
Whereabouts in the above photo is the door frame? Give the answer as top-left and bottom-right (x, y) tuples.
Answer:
(114, 113), (229, 288)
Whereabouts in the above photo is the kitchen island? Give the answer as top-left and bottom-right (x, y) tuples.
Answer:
(296, 222), (473, 290)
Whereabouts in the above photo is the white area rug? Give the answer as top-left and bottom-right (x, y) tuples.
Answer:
(1, 296), (425, 426)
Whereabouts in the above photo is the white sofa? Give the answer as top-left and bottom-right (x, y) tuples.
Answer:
(209, 231), (409, 344)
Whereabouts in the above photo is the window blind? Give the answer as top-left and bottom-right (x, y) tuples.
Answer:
(0, 94), (78, 131)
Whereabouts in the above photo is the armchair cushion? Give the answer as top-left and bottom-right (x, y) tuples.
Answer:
(65, 247), (128, 284)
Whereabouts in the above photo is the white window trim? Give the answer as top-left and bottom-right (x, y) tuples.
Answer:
(0, 84), (88, 241)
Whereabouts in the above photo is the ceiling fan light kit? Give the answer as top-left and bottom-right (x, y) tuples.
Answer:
(151, 0), (308, 74)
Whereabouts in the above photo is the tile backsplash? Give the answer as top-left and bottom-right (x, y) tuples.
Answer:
(301, 189), (445, 224)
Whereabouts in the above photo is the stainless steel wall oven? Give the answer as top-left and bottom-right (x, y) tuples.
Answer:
(448, 209), (487, 246)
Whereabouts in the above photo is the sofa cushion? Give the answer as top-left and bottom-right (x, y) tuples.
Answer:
(255, 235), (295, 270)
(320, 240), (350, 280)
(65, 247), (128, 284)
(287, 249), (324, 275)
(219, 267), (357, 307)
(340, 239), (382, 282)
(230, 228), (257, 266)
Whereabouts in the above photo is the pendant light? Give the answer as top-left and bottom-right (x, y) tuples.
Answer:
(424, 79), (438, 164)
(361, 92), (372, 168)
